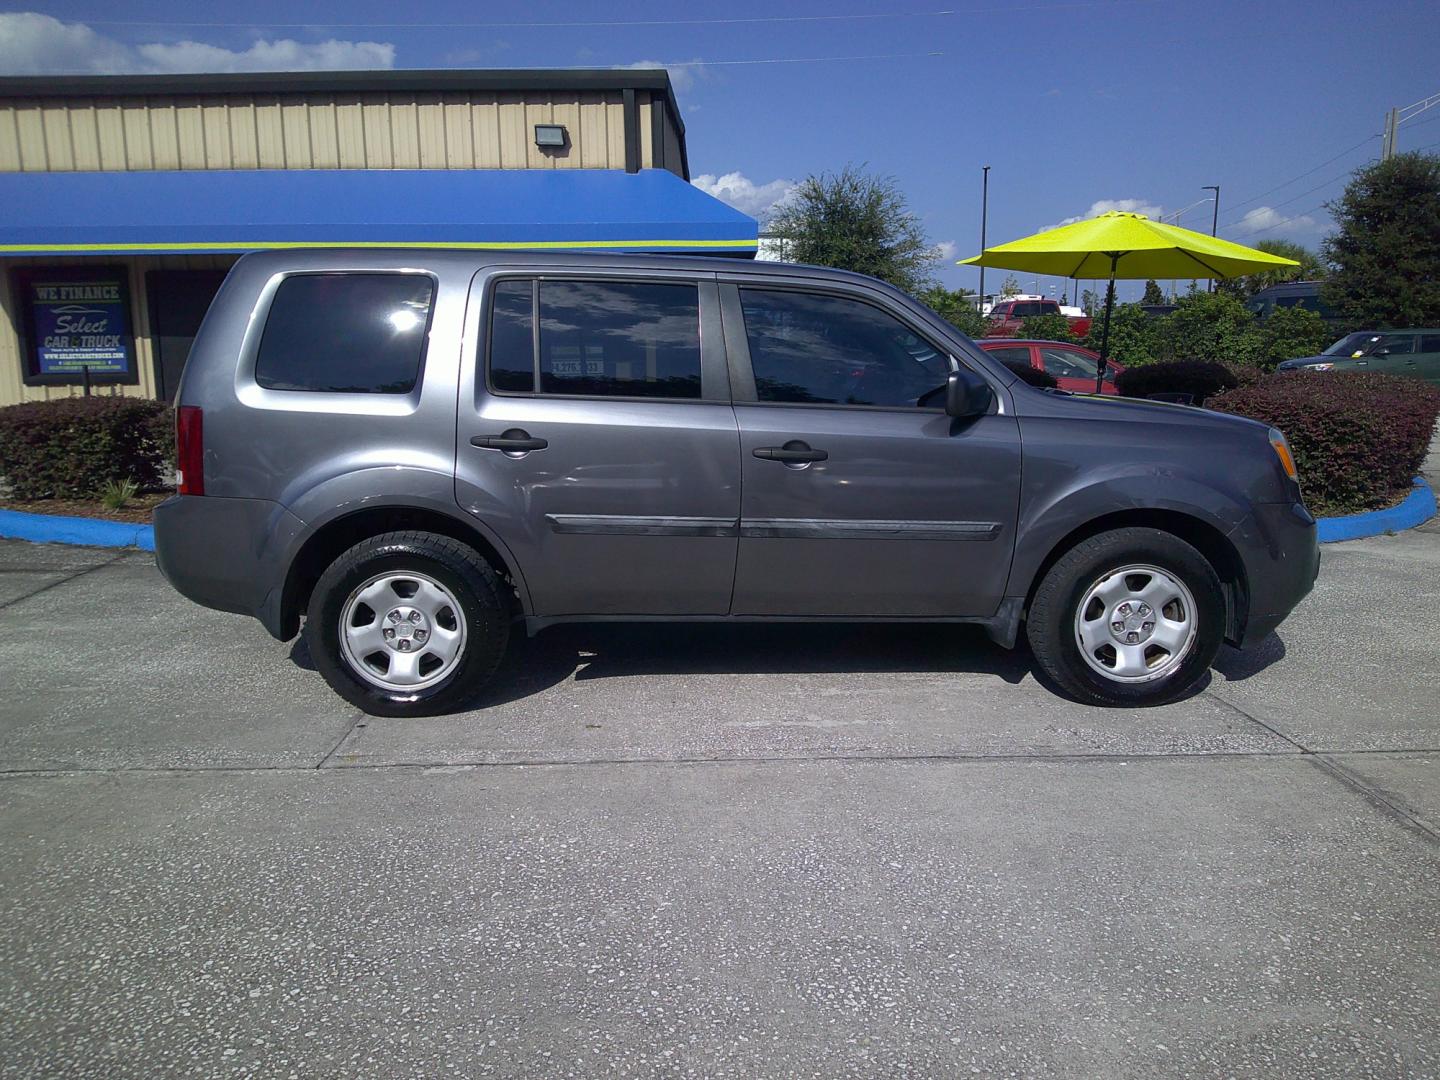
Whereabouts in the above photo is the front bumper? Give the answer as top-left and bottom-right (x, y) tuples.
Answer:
(1229, 501), (1320, 647)
(153, 495), (305, 639)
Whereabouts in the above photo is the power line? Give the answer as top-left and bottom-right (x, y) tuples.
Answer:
(72, 1), (1151, 30)
(1224, 133), (1379, 215)
(655, 52), (944, 70)
(1228, 137), (1440, 240)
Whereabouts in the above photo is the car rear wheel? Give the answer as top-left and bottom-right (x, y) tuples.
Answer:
(306, 531), (510, 717)
(1026, 528), (1224, 707)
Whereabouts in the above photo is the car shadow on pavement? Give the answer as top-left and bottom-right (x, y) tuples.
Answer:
(471, 622), (1034, 707)
(1211, 633), (1288, 681)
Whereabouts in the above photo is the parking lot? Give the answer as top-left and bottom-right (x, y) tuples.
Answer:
(1, 522), (1438, 1078)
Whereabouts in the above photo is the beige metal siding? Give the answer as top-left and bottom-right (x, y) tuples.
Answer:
(0, 89), (649, 172)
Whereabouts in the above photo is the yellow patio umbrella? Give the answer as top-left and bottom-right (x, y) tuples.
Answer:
(960, 211), (1299, 393)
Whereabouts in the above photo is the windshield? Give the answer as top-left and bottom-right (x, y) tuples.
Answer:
(1322, 332), (1382, 357)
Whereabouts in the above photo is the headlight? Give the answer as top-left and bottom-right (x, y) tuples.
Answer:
(1268, 428), (1299, 483)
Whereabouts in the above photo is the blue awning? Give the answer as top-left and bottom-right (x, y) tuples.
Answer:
(0, 168), (757, 257)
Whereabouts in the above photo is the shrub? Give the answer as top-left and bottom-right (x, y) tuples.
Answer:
(1115, 360), (1239, 404)
(1018, 313), (1075, 342)
(0, 396), (174, 500)
(1081, 302), (1162, 367)
(997, 360), (1058, 389)
(1254, 305), (1332, 370)
(1208, 372), (1440, 515)
(1155, 291), (1263, 366)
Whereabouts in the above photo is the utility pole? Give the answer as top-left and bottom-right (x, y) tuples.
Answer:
(978, 165), (990, 311)
(1382, 107), (1399, 161)
(1202, 185), (1220, 290)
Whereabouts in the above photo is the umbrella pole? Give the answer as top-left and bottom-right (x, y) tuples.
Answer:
(1094, 254), (1119, 395)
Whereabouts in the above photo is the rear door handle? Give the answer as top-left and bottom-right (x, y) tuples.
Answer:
(471, 429), (548, 452)
(753, 443), (828, 463)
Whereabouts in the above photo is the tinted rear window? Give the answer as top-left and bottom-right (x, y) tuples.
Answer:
(255, 273), (433, 393)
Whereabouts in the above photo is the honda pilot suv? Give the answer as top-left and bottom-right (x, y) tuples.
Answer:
(155, 251), (1318, 715)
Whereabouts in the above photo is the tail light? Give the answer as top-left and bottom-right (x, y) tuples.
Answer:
(176, 406), (204, 496)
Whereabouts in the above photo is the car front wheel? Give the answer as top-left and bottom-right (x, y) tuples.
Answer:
(1026, 527), (1225, 707)
(306, 531), (510, 717)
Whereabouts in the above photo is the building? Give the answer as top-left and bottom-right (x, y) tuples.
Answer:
(0, 68), (757, 406)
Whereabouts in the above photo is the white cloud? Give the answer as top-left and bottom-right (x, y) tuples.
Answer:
(615, 59), (703, 94)
(933, 240), (959, 261)
(1230, 205), (1317, 238)
(0, 12), (394, 75)
(692, 172), (796, 220)
(1041, 197), (1166, 233)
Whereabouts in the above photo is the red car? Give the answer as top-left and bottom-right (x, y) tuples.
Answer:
(984, 298), (1093, 339)
(978, 339), (1123, 395)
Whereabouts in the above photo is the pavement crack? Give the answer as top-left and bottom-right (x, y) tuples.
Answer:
(0, 551), (130, 612)
(1203, 690), (1440, 847)
(315, 711), (368, 769)
(1202, 687), (1312, 753)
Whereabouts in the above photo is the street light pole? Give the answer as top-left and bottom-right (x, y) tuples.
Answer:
(1202, 184), (1220, 291)
(978, 165), (990, 311)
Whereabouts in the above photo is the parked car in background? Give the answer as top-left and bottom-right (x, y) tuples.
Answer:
(1246, 281), (1340, 323)
(979, 339), (1122, 394)
(155, 249), (1316, 715)
(984, 298), (1093, 339)
(1277, 329), (1440, 383)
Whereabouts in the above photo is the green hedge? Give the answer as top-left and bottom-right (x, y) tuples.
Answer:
(0, 397), (174, 500)
(1209, 373), (1440, 515)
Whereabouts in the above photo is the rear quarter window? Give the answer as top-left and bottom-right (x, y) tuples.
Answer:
(255, 273), (434, 393)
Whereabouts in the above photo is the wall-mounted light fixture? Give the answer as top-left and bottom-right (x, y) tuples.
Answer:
(533, 124), (567, 149)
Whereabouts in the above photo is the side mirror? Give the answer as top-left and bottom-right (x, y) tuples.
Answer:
(945, 368), (994, 418)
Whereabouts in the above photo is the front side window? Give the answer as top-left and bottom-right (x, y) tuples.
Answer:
(739, 288), (949, 408)
(985, 345), (1033, 370)
(1375, 334), (1416, 355)
(487, 279), (702, 399)
(1039, 347), (1100, 379)
(255, 273), (433, 393)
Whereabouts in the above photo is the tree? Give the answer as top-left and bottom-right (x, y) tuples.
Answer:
(1218, 239), (1328, 300)
(1081, 303), (1161, 367)
(1156, 290), (1263, 365)
(999, 275), (1021, 298)
(1322, 152), (1440, 327)
(1141, 280), (1165, 305)
(767, 165), (939, 293)
(916, 285), (986, 337)
(1019, 313), (1076, 342)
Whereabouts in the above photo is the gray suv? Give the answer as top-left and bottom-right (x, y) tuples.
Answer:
(154, 250), (1318, 715)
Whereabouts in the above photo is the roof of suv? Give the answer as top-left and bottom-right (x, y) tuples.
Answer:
(230, 247), (893, 287)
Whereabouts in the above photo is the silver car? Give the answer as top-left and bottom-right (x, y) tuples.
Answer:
(155, 250), (1318, 715)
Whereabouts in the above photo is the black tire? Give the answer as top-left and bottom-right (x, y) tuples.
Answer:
(305, 530), (510, 717)
(1026, 527), (1224, 707)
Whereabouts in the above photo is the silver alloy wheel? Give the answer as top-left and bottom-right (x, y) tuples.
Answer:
(1073, 563), (1197, 684)
(338, 571), (468, 693)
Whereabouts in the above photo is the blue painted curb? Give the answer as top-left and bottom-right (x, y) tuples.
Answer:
(1317, 476), (1436, 543)
(0, 509), (154, 551)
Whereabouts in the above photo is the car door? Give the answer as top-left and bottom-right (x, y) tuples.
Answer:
(1415, 333), (1440, 385)
(722, 280), (1021, 618)
(1037, 344), (1112, 393)
(455, 269), (740, 616)
(1347, 333), (1416, 375)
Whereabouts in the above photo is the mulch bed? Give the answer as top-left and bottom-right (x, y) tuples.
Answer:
(0, 492), (171, 525)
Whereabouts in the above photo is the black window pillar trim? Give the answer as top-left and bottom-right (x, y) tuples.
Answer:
(622, 88), (640, 173)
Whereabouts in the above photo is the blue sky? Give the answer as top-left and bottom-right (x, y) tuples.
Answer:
(4, 1), (1440, 300)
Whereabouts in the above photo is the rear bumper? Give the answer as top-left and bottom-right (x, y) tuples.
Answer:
(153, 495), (305, 639)
(1230, 501), (1321, 647)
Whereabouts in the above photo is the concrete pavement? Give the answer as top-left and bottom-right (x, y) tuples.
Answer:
(0, 525), (1437, 1077)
